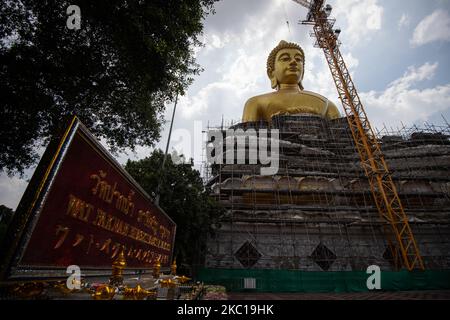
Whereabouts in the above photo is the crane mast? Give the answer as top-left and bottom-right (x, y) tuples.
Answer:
(292, 0), (424, 270)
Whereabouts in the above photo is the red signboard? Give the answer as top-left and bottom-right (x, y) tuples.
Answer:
(1, 117), (176, 279)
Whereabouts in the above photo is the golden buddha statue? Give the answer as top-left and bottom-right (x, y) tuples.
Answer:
(242, 40), (340, 122)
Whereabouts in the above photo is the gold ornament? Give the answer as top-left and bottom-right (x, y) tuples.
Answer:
(110, 247), (127, 286)
(92, 285), (116, 300)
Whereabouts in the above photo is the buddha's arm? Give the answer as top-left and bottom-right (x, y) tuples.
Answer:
(325, 100), (341, 120)
(242, 98), (261, 122)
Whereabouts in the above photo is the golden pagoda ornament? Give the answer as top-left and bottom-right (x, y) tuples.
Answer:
(152, 257), (161, 279)
(171, 258), (177, 275)
(110, 247), (127, 286)
(123, 285), (155, 300)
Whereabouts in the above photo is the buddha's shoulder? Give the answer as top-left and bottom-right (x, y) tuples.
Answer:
(244, 91), (333, 109)
(300, 90), (329, 102)
(244, 92), (276, 105)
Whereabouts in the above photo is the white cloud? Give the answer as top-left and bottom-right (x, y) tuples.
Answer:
(179, 0), (295, 123)
(360, 62), (450, 128)
(343, 52), (360, 70)
(398, 13), (410, 29)
(303, 55), (338, 103)
(0, 174), (28, 210)
(179, 82), (243, 120)
(411, 10), (450, 47)
(398, 13), (411, 29)
(204, 33), (231, 53)
(330, 0), (384, 46)
(184, 0), (373, 126)
(183, 0), (367, 125)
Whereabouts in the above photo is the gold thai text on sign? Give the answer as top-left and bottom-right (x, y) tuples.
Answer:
(56, 170), (172, 264)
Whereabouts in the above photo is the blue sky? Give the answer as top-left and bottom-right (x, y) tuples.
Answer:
(1, 0), (450, 209)
(347, 0), (450, 92)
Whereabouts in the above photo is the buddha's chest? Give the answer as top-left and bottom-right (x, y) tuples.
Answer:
(263, 94), (327, 119)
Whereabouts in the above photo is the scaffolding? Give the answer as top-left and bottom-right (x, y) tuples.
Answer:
(204, 115), (450, 272)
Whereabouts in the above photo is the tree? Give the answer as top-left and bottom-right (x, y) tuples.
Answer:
(0, 205), (14, 245)
(0, 0), (217, 174)
(125, 150), (223, 275)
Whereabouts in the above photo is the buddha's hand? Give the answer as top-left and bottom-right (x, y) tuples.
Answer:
(272, 106), (317, 118)
(272, 110), (290, 117)
(286, 106), (316, 114)
(272, 107), (304, 117)
(287, 107), (303, 114)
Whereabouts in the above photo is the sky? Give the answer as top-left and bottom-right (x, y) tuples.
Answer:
(1, 0), (450, 210)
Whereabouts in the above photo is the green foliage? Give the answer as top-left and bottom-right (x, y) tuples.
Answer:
(0, 0), (217, 174)
(0, 205), (14, 224)
(0, 205), (14, 246)
(125, 150), (223, 274)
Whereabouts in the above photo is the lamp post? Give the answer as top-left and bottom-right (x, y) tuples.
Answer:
(155, 93), (179, 205)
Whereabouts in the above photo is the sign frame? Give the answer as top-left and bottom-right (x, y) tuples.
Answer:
(0, 116), (176, 280)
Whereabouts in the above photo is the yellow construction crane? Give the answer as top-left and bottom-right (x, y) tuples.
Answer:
(292, 0), (424, 271)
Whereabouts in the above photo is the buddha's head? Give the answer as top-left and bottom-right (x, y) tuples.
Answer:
(267, 40), (305, 90)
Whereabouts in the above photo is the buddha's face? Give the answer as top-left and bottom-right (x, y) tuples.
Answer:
(271, 48), (304, 87)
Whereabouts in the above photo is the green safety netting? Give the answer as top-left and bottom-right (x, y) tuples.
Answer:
(197, 268), (450, 293)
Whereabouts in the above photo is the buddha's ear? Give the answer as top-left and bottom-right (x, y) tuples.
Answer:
(268, 68), (278, 89)
(271, 77), (278, 89)
(298, 65), (305, 90)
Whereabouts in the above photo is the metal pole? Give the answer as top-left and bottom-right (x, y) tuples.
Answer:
(155, 93), (179, 205)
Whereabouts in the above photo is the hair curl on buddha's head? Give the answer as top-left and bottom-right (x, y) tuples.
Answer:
(267, 40), (305, 90)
